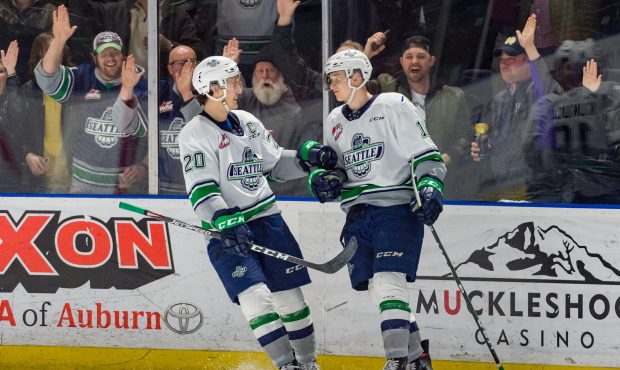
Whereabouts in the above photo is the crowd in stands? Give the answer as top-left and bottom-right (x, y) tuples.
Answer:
(1, 0), (620, 204)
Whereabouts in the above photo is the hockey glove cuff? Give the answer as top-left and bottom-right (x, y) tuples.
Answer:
(297, 140), (338, 171)
(212, 207), (253, 257)
(411, 177), (444, 225)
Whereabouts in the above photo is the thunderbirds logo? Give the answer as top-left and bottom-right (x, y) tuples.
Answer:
(343, 133), (384, 178)
(227, 147), (263, 190)
(239, 0), (262, 9)
(85, 107), (147, 148)
(160, 118), (185, 159)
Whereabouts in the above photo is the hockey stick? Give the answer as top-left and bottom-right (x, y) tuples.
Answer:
(411, 169), (505, 370)
(119, 201), (357, 274)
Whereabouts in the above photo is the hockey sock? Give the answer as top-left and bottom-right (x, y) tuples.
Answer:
(239, 283), (295, 368)
(369, 272), (411, 359)
(273, 288), (317, 364)
(407, 314), (423, 362)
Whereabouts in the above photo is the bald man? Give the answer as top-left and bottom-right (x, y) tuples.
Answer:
(157, 45), (202, 194)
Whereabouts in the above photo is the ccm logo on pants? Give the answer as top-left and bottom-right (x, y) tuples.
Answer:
(376, 252), (404, 258)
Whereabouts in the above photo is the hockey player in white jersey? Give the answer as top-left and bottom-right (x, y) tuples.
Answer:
(304, 49), (445, 370)
(178, 56), (334, 370)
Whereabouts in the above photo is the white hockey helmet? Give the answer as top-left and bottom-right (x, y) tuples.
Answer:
(192, 56), (240, 96)
(324, 49), (372, 90)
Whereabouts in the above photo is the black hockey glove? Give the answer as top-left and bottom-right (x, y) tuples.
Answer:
(212, 207), (253, 257)
(411, 186), (444, 226)
(297, 140), (338, 171)
(307, 168), (346, 203)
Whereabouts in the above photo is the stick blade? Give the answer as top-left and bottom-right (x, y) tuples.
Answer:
(314, 236), (358, 274)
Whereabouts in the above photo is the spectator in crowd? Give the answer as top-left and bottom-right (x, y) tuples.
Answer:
(471, 14), (559, 201)
(69, 0), (206, 77)
(157, 44), (201, 194)
(215, 0), (277, 82)
(0, 40), (23, 192)
(12, 33), (74, 193)
(518, 0), (601, 55)
(224, 38), (321, 197)
(35, 5), (148, 194)
(177, 0), (218, 57)
(526, 39), (620, 204)
(265, 0), (374, 102)
(0, 0), (55, 82)
(365, 35), (473, 199)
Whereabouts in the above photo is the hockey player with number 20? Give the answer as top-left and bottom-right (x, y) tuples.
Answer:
(308, 49), (446, 370)
(178, 56), (333, 370)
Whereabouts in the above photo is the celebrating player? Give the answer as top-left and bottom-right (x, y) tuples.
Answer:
(178, 56), (333, 370)
(306, 49), (445, 370)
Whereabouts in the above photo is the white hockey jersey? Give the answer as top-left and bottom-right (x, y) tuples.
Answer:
(179, 110), (284, 230)
(325, 93), (446, 211)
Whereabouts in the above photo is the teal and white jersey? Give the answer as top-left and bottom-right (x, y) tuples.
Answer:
(179, 109), (284, 230)
(326, 93), (446, 211)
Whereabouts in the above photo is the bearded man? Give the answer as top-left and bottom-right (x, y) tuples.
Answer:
(237, 54), (313, 197)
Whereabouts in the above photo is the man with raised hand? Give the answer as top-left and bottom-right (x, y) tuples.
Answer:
(309, 49), (444, 370)
(470, 14), (559, 201)
(35, 5), (148, 194)
(155, 45), (201, 194)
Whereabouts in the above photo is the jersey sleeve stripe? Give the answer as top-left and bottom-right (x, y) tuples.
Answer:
(189, 181), (221, 209)
(49, 66), (74, 103)
(412, 150), (443, 172)
(417, 176), (444, 193)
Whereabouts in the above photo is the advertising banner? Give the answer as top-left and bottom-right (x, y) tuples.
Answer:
(0, 197), (618, 368)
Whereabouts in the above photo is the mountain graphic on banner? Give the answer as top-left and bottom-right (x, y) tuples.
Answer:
(452, 222), (620, 283)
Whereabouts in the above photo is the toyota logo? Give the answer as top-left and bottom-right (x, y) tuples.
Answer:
(164, 302), (204, 334)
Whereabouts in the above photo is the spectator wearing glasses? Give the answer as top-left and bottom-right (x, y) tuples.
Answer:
(34, 5), (148, 194)
(470, 14), (559, 201)
(156, 45), (201, 194)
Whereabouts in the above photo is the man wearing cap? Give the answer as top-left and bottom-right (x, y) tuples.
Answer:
(470, 14), (559, 201)
(35, 5), (148, 194)
(366, 35), (473, 199)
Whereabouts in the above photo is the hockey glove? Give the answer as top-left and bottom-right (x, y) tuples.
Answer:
(412, 186), (444, 225)
(307, 168), (346, 203)
(297, 140), (338, 171)
(212, 207), (253, 257)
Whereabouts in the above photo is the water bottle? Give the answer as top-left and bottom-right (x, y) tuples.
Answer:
(474, 123), (489, 159)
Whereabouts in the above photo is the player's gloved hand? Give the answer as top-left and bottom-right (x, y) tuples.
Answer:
(307, 168), (346, 203)
(297, 140), (338, 171)
(212, 207), (253, 257)
(411, 186), (444, 225)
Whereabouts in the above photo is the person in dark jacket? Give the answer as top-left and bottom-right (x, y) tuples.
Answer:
(12, 32), (74, 193)
(0, 0), (56, 82)
(0, 39), (23, 192)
